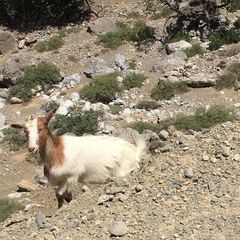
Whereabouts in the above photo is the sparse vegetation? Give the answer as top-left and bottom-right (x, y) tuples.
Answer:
(109, 105), (124, 115)
(183, 43), (204, 58)
(49, 109), (99, 136)
(36, 28), (77, 52)
(169, 30), (191, 43)
(79, 72), (122, 104)
(131, 105), (234, 133)
(8, 62), (61, 102)
(0, 198), (24, 223)
(151, 80), (189, 100)
(2, 128), (27, 151)
(130, 121), (160, 134)
(136, 100), (158, 110)
(122, 73), (148, 90)
(98, 20), (155, 49)
(215, 61), (240, 90)
(128, 59), (137, 69)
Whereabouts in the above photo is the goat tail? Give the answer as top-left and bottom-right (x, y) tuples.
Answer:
(135, 138), (147, 157)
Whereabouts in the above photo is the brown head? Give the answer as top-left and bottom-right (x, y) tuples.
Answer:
(11, 108), (57, 154)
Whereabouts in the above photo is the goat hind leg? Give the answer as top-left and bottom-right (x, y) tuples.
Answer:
(55, 191), (64, 208)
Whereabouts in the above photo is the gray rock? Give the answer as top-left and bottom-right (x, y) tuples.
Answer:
(115, 54), (127, 70)
(109, 221), (128, 237)
(83, 57), (115, 77)
(63, 73), (81, 86)
(56, 100), (75, 115)
(0, 113), (5, 129)
(88, 17), (118, 35)
(2, 55), (29, 86)
(0, 31), (18, 55)
(168, 40), (192, 52)
(151, 51), (188, 73)
(36, 214), (46, 229)
(184, 167), (193, 179)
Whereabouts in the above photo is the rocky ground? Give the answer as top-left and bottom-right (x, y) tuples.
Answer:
(1, 0), (240, 239)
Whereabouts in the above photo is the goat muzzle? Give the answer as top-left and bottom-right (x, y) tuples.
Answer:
(28, 147), (37, 154)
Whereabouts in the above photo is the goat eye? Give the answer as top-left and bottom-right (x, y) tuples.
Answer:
(38, 128), (43, 133)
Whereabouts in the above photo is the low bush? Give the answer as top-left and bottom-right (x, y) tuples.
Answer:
(169, 30), (191, 43)
(183, 43), (204, 58)
(98, 20), (155, 49)
(209, 28), (240, 51)
(36, 28), (77, 52)
(151, 80), (189, 100)
(122, 73), (148, 90)
(131, 105), (234, 133)
(136, 100), (158, 110)
(109, 105), (124, 115)
(215, 61), (240, 90)
(49, 109), (99, 136)
(130, 121), (160, 134)
(79, 72), (122, 103)
(2, 128), (27, 151)
(8, 62), (61, 102)
(0, 198), (24, 223)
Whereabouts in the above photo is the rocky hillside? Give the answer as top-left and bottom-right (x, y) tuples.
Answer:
(1, 0), (240, 239)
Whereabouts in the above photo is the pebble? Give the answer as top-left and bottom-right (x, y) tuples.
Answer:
(109, 221), (128, 237)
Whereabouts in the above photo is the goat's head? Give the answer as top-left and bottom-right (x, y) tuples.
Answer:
(11, 108), (57, 154)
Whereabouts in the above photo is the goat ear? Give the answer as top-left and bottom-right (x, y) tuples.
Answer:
(44, 108), (57, 124)
(11, 123), (24, 129)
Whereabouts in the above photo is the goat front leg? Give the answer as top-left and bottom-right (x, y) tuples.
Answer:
(55, 180), (73, 208)
(56, 180), (69, 208)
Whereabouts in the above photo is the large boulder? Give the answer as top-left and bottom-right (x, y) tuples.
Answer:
(0, 31), (18, 55)
(83, 56), (114, 78)
(87, 17), (118, 35)
(1, 55), (29, 86)
(151, 51), (188, 73)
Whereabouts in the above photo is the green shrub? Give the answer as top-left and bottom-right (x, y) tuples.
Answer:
(128, 59), (137, 69)
(131, 105), (234, 133)
(2, 128), (27, 151)
(136, 100), (158, 110)
(109, 105), (124, 115)
(8, 62), (61, 102)
(130, 121), (160, 134)
(126, 20), (155, 43)
(183, 43), (204, 58)
(215, 61), (240, 90)
(36, 27), (77, 52)
(122, 73), (148, 90)
(228, 0), (240, 12)
(161, 105), (233, 131)
(169, 30), (191, 43)
(0, 198), (24, 223)
(234, 19), (240, 29)
(209, 28), (240, 51)
(98, 20), (155, 49)
(49, 109), (99, 136)
(151, 80), (189, 100)
(80, 72), (122, 103)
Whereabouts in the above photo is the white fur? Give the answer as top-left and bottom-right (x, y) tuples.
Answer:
(49, 135), (145, 196)
(26, 118), (39, 153)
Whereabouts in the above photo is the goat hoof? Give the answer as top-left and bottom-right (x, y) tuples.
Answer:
(64, 192), (72, 203)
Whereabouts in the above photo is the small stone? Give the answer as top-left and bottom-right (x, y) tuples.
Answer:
(184, 167), (193, 179)
(109, 221), (128, 237)
(36, 214), (46, 229)
(208, 181), (217, 192)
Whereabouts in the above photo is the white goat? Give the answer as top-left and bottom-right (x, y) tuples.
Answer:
(11, 108), (146, 208)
